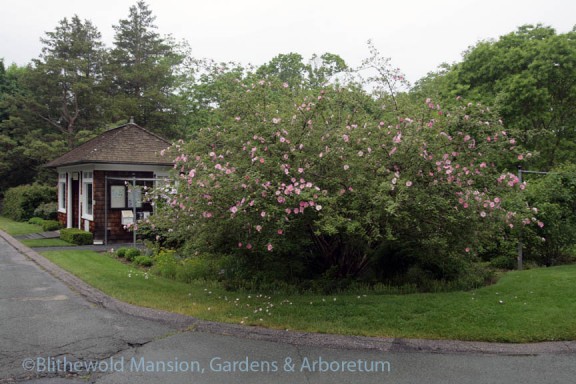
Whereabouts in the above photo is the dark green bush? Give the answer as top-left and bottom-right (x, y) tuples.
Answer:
(2, 184), (57, 222)
(40, 220), (61, 231)
(134, 255), (153, 267)
(490, 255), (517, 270)
(116, 247), (129, 258)
(125, 248), (141, 261)
(60, 228), (93, 245)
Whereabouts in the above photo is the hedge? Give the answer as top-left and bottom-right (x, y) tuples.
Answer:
(60, 228), (93, 245)
(2, 184), (57, 222)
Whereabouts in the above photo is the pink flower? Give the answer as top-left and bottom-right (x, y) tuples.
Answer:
(260, 211), (267, 218)
(343, 164), (350, 171)
(405, 181), (413, 187)
(256, 225), (262, 232)
(230, 206), (238, 214)
(238, 242), (243, 248)
(246, 243), (252, 250)
(537, 221), (545, 228)
(342, 134), (350, 142)
(267, 243), (273, 252)
(517, 154), (524, 160)
(277, 229), (283, 235)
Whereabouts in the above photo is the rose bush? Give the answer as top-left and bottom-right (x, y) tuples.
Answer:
(144, 69), (539, 287)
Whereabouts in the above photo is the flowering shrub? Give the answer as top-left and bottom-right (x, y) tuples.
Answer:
(146, 73), (539, 284)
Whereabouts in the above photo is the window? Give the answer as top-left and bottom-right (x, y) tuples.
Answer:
(58, 173), (66, 212)
(82, 171), (94, 219)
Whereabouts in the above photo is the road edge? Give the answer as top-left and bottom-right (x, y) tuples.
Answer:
(2, 229), (575, 356)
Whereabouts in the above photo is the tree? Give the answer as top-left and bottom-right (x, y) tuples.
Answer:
(431, 25), (576, 169)
(256, 52), (348, 89)
(22, 15), (108, 149)
(108, 1), (184, 136)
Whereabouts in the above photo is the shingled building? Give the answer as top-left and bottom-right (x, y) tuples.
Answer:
(45, 122), (172, 243)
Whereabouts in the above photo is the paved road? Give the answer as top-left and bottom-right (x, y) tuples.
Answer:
(1, 233), (575, 384)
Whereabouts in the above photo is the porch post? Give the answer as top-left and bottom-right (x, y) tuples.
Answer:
(104, 175), (108, 245)
(66, 173), (72, 228)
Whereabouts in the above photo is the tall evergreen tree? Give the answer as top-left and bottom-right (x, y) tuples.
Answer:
(22, 15), (108, 149)
(108, 1), (183, 137)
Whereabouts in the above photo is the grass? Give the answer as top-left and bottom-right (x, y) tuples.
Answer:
(40, 249), (576, 342)
(21, 238), (73, 248)
(0, 216), (43, 236)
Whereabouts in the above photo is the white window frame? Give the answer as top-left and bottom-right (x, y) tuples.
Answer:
(58, 173), (67, 213)
(82, 171), (94, 220)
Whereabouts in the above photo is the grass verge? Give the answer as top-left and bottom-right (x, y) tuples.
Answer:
(21, 238), (73, 248)
(0, 216), (43, 236)
(40, 249), (576, 342)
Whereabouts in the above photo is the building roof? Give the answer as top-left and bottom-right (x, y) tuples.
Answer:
(45, 123), (173, 168)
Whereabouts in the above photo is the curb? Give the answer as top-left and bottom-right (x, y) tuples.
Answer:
(2, 230), (575, 356)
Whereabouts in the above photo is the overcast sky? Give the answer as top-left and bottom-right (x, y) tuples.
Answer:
(1, 0), (574, 83)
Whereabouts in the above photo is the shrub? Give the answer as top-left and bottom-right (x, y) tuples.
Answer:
(60, 228), (93, 245)
(150, 250), (179, 280)
(134, 255), (154, 267)
(28, 217), (45, 226)
(175, 257), (217, 283)
(125, 248), (141, 262)
(490, 255), (517, 270)
(116, 247), (129, 258)
(2, 184), (56, 222)
(41, 220), (61, 231)
(33, 202), (58, 220)
(27, 218), (61, 231)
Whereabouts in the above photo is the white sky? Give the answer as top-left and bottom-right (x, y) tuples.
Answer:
(1, 0), (574, 83)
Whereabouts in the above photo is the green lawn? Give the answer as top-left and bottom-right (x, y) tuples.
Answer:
(0, 216), (43, 236)
(21, 238), (73, 248)
(41, 249), (576, 342)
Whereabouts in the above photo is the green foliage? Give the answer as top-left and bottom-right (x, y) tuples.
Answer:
(522, 164), (576, 266)
(33, 202), (58, 220)
(60, 228), (93, 245)
(175, 257), (217, 283)
(2, 184), (56, 221)
(124, 247), (141, 261)
(134, 255), (153, 267)
(23, 15), (108, 149)
(147, 61), (536, 288)
(107, 0), (184, 136)
(116, 247), (129, 258)
(424, 24), (576, 170)
(39, 220), (61, 232)
(28, 217), (45, 226)
(150, 250), (179, 279)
